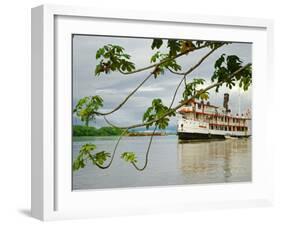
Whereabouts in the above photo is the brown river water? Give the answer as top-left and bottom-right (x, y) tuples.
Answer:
(72, 135), (251, 190)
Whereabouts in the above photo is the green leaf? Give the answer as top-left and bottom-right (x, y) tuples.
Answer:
(72, 143), (97, 171)
(182, 79), (206, 100)
(198, 91), (209, 100)
(150, 51), (161, 63)
(94, 44), (135, 75)
(96, 48), (105, 59)
(167, 40), (181, 57)
(151, 39), (163, 49)
(72, 143), (112, 171)
(93, 151), (111, 165)
(214, 54), (225, 69)
(121, 152), (137, 163)
(73, 96), (104, 126)
(179, 40), (195, 53)
(211, 54), (252, 92)
(142, 98), (175, 129)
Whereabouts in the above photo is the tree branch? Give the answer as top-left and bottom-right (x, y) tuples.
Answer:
(94, 129), (128, 169)
(104, 52), (215, 169)
(93, 72), (154, 116)
(168, 46), (220, 108)
(118, 44), (212, 75)
(105, 63), (252, 130)
(167, 46), (219, 76)
(131, 126), (158, 171)
(95, 45), (222, 117)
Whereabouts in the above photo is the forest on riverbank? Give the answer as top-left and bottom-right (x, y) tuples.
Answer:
(73, 125), (124, 136)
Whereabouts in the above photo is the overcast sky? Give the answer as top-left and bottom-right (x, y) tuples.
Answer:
(72, 35), (252, 128)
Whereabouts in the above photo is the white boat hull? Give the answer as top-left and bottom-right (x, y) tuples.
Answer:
(177, 118), (251, 141)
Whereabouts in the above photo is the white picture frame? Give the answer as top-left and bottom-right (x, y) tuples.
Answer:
(31, 4), (274, 221)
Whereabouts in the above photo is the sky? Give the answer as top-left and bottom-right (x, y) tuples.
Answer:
(72, 35), (252, 129)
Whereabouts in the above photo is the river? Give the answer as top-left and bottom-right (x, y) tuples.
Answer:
(72, 135), (251, 190)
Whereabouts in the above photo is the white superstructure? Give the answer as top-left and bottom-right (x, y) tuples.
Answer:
(177, 94), (251, 140)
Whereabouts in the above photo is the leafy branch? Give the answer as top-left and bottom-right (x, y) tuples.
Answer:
(142, 99), (175, 129)
(72, 144), (111, 171)
(95, 44), (135, 75)
(74, 43), (223, 122)
(94, 40), (225, 76)
(73, 38), (251, 173)
(104, 63), (252, 130)
(212, 54), (252, 91)
(121, 126), (158, 171)
(73, 96), (103, 126)
(73, 129), (128, 170)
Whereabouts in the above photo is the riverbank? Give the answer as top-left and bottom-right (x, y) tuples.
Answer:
(73, 125), (175, 137)
(73, 125), (124, 136)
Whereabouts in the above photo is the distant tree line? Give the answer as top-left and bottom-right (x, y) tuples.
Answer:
(73, 125), (124, 136)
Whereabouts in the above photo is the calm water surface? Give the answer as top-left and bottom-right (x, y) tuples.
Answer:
(72, 135), (251, 190)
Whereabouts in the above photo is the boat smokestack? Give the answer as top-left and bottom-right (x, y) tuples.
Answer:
(223, 93), (229, 112)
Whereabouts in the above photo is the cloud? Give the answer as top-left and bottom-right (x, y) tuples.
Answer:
(138, 86), (164, 92)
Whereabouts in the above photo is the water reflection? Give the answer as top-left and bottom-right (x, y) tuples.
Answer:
(177, 138), (252, 184)
(73, 136), (251, 190)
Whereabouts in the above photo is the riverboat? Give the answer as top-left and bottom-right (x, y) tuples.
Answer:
(177, 93), (251, 141)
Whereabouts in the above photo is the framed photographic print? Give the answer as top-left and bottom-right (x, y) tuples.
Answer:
(31, 4), (274, 221)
